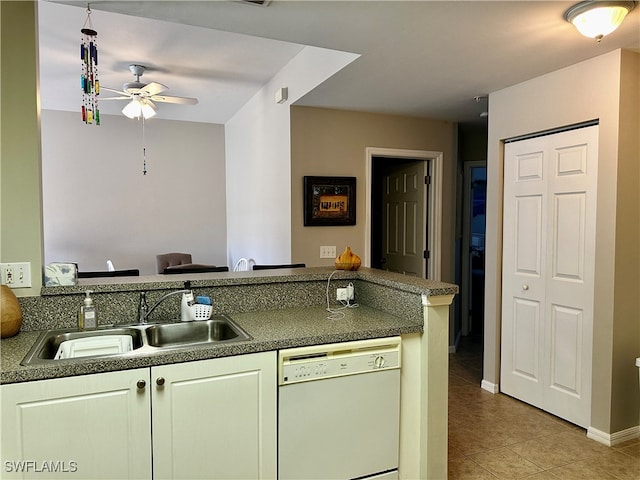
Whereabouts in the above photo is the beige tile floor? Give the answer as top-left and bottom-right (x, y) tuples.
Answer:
(448, 337), (640, 479)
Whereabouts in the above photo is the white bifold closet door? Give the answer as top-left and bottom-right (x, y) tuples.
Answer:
(501, 124), (598, 428)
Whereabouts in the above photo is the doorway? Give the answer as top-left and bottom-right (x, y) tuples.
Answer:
(461, 162), (486, 342)
(371, 157), (428, 276)
(365, 148), (443, 280)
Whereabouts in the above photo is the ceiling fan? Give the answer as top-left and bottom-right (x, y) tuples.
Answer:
(101, 64), (198, 119)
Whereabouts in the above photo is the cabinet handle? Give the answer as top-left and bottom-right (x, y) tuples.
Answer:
(522, 284), (529, 291)
(136, 379), (146, 390)
(156, 377), (166, 387)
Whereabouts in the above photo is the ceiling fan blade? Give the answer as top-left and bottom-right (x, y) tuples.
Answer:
(150, 94), (198, 105)
(99, 96), (131, 101)
(141, 82), (168, 97)
(100, 86), (129, 96)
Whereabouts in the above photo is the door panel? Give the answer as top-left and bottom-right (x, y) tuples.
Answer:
(516, 151), (544, 181)
(543, 128), (596, 425)
(405, 198), (418, 256)
(501, 136), (547, 407)
(501, 125), (597, 428)
(385, 196), (400, 256)
(514, 195), (543, 275)
(549, 304), (583, 395)
(553, 193), (585, 280)
(512, 298), (541, 382)
(382, 162), (425, 276)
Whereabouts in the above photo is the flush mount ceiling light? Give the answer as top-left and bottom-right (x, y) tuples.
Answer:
(564, 1), (637, 43)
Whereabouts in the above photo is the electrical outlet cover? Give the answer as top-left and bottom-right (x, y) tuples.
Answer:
(1, 262), (32, 288)
(337, 288), (349, 301)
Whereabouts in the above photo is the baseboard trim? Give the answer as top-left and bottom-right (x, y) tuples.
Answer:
(587, 425), (640, 446)
(481, 379), (499, 394)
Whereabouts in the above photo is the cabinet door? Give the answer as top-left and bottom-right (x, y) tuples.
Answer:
(151, 351), (277, 480)
(1, 369), (152, 479)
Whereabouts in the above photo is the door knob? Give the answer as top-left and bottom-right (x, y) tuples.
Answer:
(156, 377), (165, 387)
(136, 379), (146, 390)
(522, 284), (529, 291)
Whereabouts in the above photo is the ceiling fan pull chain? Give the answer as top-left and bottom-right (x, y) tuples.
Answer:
(142, 116), (148, 175)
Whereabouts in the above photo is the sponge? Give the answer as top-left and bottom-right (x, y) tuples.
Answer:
(196, 295), (212, 305)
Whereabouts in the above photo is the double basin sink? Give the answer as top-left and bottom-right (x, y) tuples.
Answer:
(21, 315), (251, 366)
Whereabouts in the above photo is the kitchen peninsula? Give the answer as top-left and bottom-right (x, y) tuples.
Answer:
(1, 267), (457, 479)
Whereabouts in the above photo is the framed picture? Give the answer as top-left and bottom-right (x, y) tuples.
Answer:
(304, 176), (356, 226)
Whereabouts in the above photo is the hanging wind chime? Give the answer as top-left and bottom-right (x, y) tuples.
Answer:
(80, 4), (99, 125)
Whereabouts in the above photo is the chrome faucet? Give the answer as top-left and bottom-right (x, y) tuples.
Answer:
(137, 292), (148, 324)
(137, 289), (192, 324)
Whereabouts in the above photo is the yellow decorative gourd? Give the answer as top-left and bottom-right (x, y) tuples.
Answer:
(1, 285), (23, 338)
(335, 246), (361, 271)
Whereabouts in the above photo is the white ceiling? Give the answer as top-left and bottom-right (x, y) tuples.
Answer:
(40, 0), (640, 125)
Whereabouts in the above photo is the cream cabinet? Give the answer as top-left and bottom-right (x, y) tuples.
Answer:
(1, 368), (152, 479)
(151, 351), (277, 479)
(1, 351), (276, 480)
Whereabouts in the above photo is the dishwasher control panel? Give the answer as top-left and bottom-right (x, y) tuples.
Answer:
(278, 336), (401, 385)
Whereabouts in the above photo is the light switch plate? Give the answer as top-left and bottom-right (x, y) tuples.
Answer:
(320, 246), (336, 258)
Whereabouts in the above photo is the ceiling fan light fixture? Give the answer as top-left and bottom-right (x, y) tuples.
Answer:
(564, 1), (636, 42)
(122, 99), (141, 119)
(122, 97), (157, 119)
(140, 100), (157, 119)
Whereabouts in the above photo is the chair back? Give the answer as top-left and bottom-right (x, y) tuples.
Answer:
(233, 258), (249, 271)
(252, 263), (306, 270)
(163, 265), (228, 274)
(156, 253), (192, 273)
(78, 269), (140, 278)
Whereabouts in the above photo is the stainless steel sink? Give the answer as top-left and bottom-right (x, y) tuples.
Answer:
(21, 314), (251, 366)
(21, 327), (145, 365)
(145, 316), (250, 347)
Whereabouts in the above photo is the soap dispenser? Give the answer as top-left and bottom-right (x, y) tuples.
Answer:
(78, 290), (98, 330)
(181, 290), (195, 322)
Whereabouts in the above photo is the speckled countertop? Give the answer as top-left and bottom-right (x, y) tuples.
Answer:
(1, 267), (457, 385)
(1, 306), (421, 384)
(38, 266), (458, 298)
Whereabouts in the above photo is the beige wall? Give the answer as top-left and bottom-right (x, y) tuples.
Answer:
(485, 49), (640, 435)
(0, 1), (43, 297)
(611, 50), (640, 433)
(41, 111), (227, 275)
(290, 106), (457, 283)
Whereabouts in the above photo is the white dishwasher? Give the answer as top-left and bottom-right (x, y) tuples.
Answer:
(278, 337), (401, 480)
